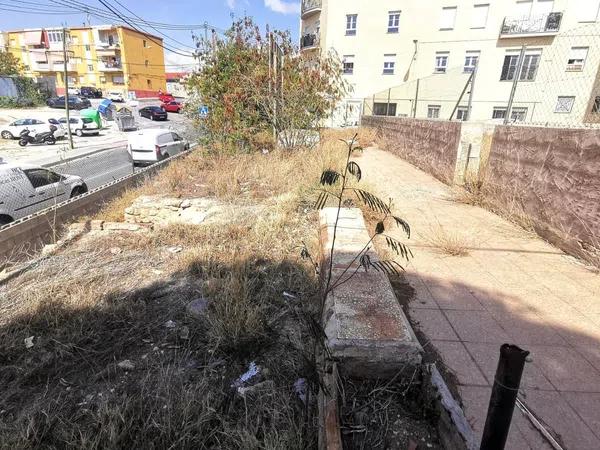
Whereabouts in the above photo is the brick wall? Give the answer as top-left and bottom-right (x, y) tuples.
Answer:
(362, 116), (462, 184)
(487, 125), (600, 264)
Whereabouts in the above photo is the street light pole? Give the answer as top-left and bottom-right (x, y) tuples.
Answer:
(62, 27), (74, 150)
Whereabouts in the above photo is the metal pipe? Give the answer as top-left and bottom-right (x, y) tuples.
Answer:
(505, 45), (526, 125)
(480, 344), (530, 450)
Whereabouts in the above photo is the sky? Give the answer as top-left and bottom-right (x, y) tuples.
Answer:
(0, 0), (301, 71)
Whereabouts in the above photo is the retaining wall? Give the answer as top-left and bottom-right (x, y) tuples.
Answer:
(362, 116), (462, 184)
(0, 152), (188, 266)
(487, 125), (600, 264)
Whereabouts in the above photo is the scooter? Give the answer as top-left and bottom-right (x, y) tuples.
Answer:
(18, 125), (57, 146)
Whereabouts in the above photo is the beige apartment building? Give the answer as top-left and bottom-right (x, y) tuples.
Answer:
(300, 0), (600, 126)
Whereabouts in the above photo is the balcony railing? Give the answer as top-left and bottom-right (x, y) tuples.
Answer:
(300, 33), (319, 50)
(301, 0), (321, 19)
(500, 12), (562, 36)
(34, 62), (51, 71)
(99, 61), (122, 71)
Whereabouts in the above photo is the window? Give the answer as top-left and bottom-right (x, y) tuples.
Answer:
(456, 107), (469, 121)
(47, 30), (63, 43)
(492, 107), (507, 119)
(500, 52), (540, 81)
(577, 0), (600, 22)
(427, 105), (441, 118)
(143, 39), (148, 47)
(435, 52), (449, 73)
(343, 55), (354, 75)
(383, 54), (395, 75)
(147, 79), (152, 88)
(373, 102), (397, 116)
(145, 59), (149, 67)
(88, 64), (93, 71)
(439, 6), (457, 30)
(567, 47), (588, 71)
(555, 96), (575, 113)
(85, 44), (91, 51)
(388, 11), (401, 33)
(464, 51), (479, 72)
(79, 75), (85, 84)
(24, 169), (61, 189)
(592, 96), (600, 113)
(346, 14), (357, 35)
(112, 75), (124, 84)
(510, 107), (527, 121)
(471, 4), (489, 28)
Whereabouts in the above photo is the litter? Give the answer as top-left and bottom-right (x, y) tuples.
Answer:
(24, 336), (35, 349)
(294, 378), (307, 403)
(232, 361), (260, 389)
(282, 291), (298, 300)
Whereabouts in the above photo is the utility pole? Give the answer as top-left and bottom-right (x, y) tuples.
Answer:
(505, 45), (526, 125)
(62, 27), (74, 150)
(466, 59), (479, 121)
(412, 78), (420, 118)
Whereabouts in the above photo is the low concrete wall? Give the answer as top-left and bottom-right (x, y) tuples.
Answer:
(487, 125), (600, 264)
(362, 116), (462, 184)
(0, 152), (189, 266)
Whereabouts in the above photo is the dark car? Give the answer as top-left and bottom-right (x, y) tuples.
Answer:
(80, 86), (103, 98)
(139, 106), (168, 121)
(46, 96), (92, 110)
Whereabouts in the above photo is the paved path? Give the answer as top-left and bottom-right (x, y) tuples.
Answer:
(359, 148), (600, 449)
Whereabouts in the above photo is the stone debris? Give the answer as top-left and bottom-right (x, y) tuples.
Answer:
(167, 246), (183, 254)
(24, 336), (35, 349)
(179, 326), (190, 340)
(186, 297), (209, 318)
(164, 320), (176, 329)
(294, 378), (307, 403)
(109, 247), (122, 255)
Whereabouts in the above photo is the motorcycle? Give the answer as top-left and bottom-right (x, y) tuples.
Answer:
(18, 125), (57, 147)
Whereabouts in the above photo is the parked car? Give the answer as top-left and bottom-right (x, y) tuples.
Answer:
(161, 100), (183, 113)
(1, 118), (65, 140)
(158, 92), (175, 103)
(127, 129), (189, 165)
(46, 96), (92, 110)
(139, 106), (168, 121)
(107, 91), (125, 102)
(0, 161), (87, 226)
(57, 117), (100, 136)
(80, 86), (103, 98)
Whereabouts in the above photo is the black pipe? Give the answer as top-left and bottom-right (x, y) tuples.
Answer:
(480, 344), (530, 450)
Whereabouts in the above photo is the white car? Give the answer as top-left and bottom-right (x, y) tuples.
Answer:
(0, 160), (87, 226)
(57, 117), (100, 136)
(107, 91), (124, 102)
(127, 129), (189, 165)
(1, 118), (66, 140)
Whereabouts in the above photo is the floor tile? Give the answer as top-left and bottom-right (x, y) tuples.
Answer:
(430, 340), (488, 386)
(444, 310), (511, 343)
(410, 308), (458, 340)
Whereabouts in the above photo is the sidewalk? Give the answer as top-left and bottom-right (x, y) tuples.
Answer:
(358, 148), (600, 449)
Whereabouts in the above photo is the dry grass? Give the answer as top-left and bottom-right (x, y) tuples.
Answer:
(0, 135), (350, 449)
(421, 224), (472, 257)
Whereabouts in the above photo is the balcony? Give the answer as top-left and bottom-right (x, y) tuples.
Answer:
(300, 33), (319, 51)
(500, 12), (562, 37)
(301, 0), (321, 19)
(34, 62), (51, 71)
(99, 60), (123, 71)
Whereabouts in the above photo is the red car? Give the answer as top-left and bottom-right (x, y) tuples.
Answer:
(158, 92), (175, 103)
(161, 100), (183, 113)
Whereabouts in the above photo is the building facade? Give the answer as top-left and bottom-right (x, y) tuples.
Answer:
(1, 25), (166, 98)
(300, 0), (600, 126)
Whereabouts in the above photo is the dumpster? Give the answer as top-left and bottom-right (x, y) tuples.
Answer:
(80, 109), (102, 129)
(115, 107), (136, 131)
(98, 99), (117, 121)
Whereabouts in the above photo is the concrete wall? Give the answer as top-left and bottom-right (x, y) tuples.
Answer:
(487, 125), (600, 263)
(0, 153), (186, 266)
(0, 76), (18, 98)
(362, 115), (461, 184)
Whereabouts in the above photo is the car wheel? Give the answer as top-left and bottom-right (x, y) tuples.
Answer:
(0, 215), (13, 226)
(70, 186), (84, 198)
(75, 129), (83, 137)
(1, 131), (13, 139)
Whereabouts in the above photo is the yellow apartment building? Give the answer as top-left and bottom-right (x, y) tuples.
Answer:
(1, 25), (166, 98)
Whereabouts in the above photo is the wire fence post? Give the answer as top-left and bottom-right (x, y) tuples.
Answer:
(505, 45), (526, 125)
(386, 88), (391, 116)
(412, 78), (420, 118)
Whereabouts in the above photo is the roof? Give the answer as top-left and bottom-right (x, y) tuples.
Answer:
(3, 25), (164, 42)
(165, 72), (188, 80)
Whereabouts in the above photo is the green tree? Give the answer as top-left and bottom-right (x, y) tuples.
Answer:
(186, 17), (348, 150)
(0, 51), (23, 76)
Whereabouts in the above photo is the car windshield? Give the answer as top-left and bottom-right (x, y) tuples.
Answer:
(148, 107), (164, 112)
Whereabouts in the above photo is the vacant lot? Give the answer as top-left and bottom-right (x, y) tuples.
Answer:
(0, 132), (359, 448)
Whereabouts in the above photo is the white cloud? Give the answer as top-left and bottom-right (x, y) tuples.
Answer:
(226, 0), (236, 9)
(264, 0), (300, 15)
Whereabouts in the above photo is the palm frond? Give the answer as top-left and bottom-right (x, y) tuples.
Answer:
(375, 221), (385, 234)
(314, 191), (329, 210)
(351, 146), (364, 154)
(320, 169), (341, 186)
(353, 189), (391, 214)
(393, 215), (411, 238)
(359, 253), (372, 271)
(347, 161), (362, 181)
(370, 260), (405, 276)
(384, 236), (413, 260)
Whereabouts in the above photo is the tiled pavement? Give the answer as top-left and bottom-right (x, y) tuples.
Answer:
(359, 148), (600, 449)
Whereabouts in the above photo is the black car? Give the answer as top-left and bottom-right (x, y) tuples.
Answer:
(46, 96), (92, 110)
(139, 106), (168, 121)
(80, 86), (103, 98)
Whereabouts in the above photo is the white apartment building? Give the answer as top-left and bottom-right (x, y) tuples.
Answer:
(300, 0), (600, 126)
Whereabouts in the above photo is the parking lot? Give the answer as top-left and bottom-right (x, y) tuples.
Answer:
(0, 98), (190, 167)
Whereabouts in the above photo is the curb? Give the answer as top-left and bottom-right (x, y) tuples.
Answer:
(43, 142), (126, 168)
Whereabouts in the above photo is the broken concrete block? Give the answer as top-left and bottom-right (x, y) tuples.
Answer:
(90, 220), (104, 231)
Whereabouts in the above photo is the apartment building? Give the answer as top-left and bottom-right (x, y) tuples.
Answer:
(1, 25), (166, 98)
(300, 0), (600, 125)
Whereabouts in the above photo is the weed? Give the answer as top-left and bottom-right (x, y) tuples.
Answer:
(421, 224), (471, 257)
